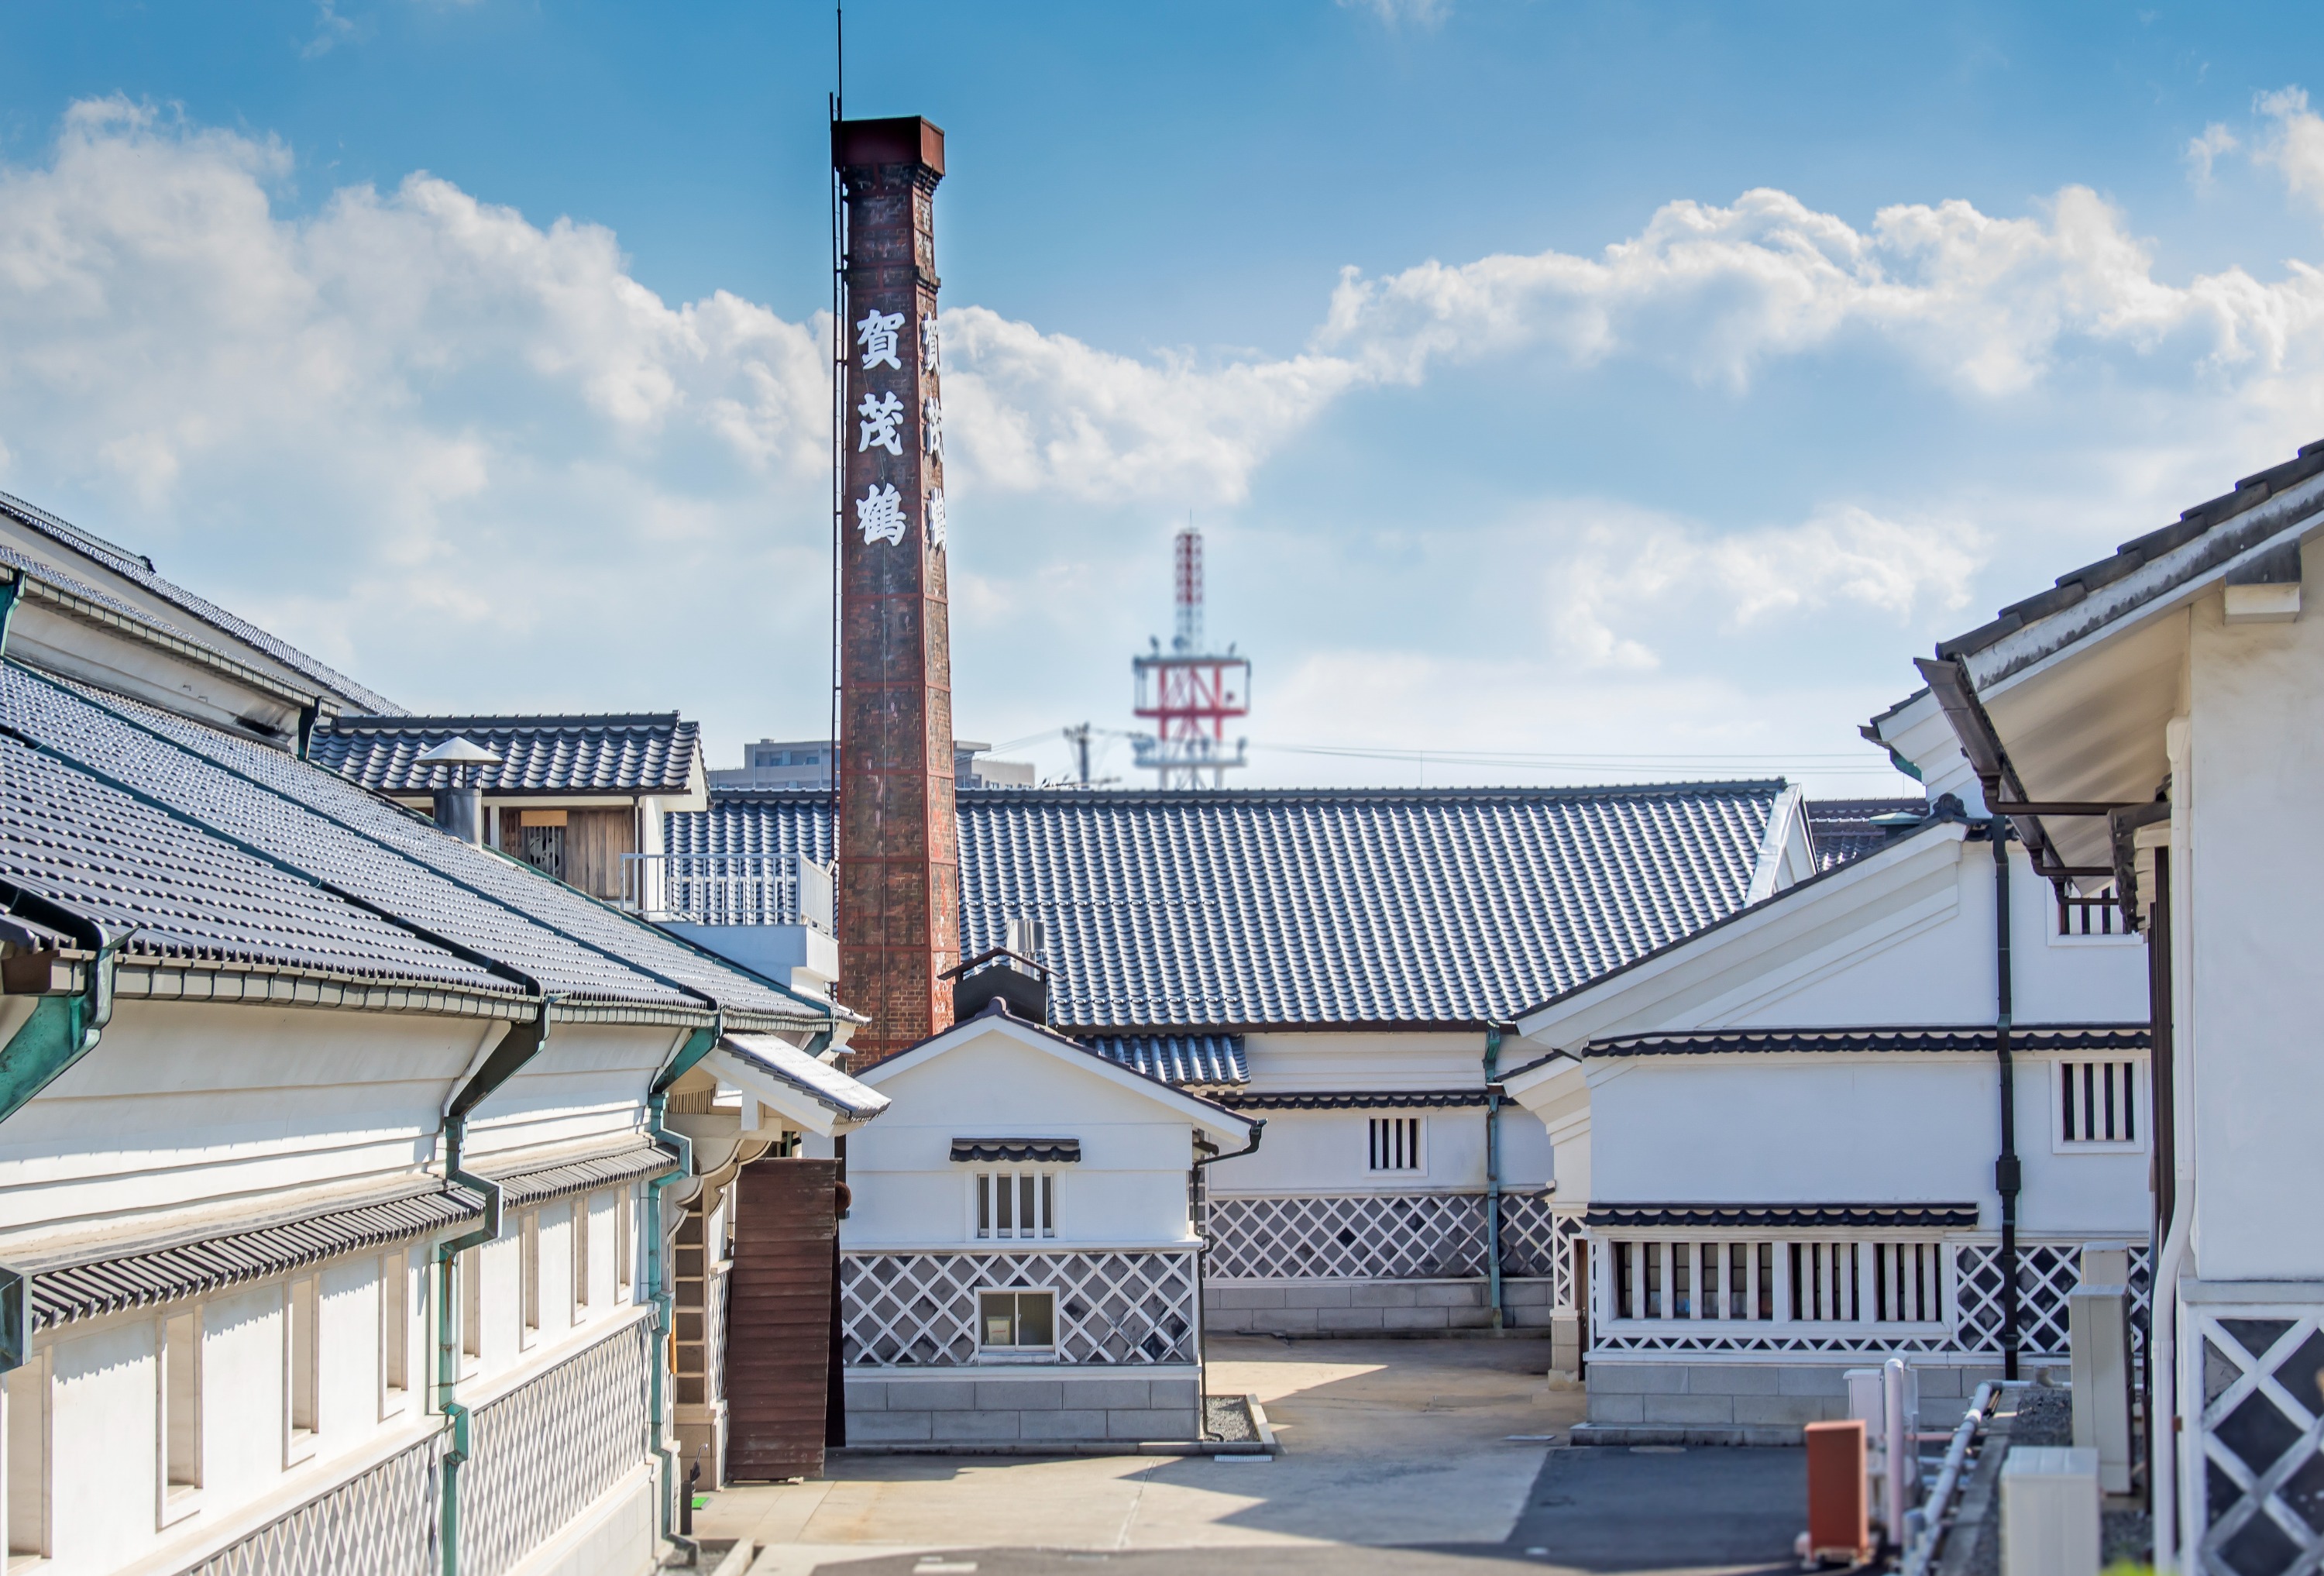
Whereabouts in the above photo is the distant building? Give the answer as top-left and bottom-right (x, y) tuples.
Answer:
(710, 738), (1034, 793)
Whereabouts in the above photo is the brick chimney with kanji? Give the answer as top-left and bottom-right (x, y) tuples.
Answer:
(833, 116), (957, 1064)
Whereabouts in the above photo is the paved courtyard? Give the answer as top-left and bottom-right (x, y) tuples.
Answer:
(697, 1338), (1803, 1575)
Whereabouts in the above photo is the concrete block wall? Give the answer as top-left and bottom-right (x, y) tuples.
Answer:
(844, 1368), (1203, 1447)
(1204, 1277), (1557, 1336)
(1580, 1360), (2013, 1444)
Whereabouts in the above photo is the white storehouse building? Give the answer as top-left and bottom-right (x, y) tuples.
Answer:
(0, 491), (874, 1574)
(1501, 778), (2151, 1441)
(827, 996), (1257, 1447)
(1906, 439), (2324, 1576)
(661, 779), (1894, 1378)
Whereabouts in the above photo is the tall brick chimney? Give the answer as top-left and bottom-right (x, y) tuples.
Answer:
(833, 116), (957, 1064)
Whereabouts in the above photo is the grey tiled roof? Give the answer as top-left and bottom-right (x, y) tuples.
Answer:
(1087, 1034), (1246, 1086)
(673, 783), (1783, 1031)
(1934, 437), (2324, 677)
(311, 714), (701, 796)
(1803, 799), (1927, 871)
(723, 1033), (891, 1122)
(0, 665), (831, 1023)
(1580, 1024), (2150, 1058)
(0, 490), (401, 714)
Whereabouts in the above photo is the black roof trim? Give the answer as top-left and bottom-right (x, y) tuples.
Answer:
(1586, 1203), (1982, 1230)
(1215, 1089), (1492, 1110)
(1586, 1024), (2151, 1057)
(951, 1138), (1082, 1164)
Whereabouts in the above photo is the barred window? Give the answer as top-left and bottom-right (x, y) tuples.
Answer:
(1368, 1117), (1423, 1173)
(2060, 1060), (2139, 1144)
(975, 1172), (1056, 1240)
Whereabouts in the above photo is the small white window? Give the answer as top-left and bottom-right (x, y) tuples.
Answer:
(5, 1351), (50, 1562)
(286, 1276), (318, 1462)
(520, 1212), (541, 1346)
(974, 1172), (1056, 1240)
(977, 1290), (1056, 1355)
(574, 1196), (593, 1315)
(459, 1245), (483, 1367)
(381, 1251), (409, 1413)
(1368, 1117), (1424, 1173)
(2058, 1060), (2142, 1147)
(616, 1187), (633, 1295)
(159, 1309), (201, 1523)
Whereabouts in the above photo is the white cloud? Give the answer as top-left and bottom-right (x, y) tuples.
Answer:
(1545, 504), (1986, 672)
(1336, 0), (1452, 28)
(940, 306), (1360, 505)
(2254, 88), (2324, 215)
(2188, 123), (2240, 188)
(1318, 183), (2324, 394)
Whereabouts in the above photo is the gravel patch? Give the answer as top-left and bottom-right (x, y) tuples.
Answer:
(1205, 1394), (1259, 1443)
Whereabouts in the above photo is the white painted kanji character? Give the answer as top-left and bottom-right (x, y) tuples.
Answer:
(856, 308), (904, 372)
(921, 315), (941, 372)
(855, 483), (906, 546)
(857, 391), (904, 455)
(923, 394), (944, 459)
(927, 487), (947, 550)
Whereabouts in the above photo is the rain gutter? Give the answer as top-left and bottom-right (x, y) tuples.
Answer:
(645, 1020), (721, 1568)
(0, 883), (122, 1374)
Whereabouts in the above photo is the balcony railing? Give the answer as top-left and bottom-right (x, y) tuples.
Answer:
(1606, 1237), (1948, 1329)
(620, 853), (833, 931)
(2057, 887), (2126, 936)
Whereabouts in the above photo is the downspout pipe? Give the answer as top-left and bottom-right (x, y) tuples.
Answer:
(1990, 816), (2022, 1381)
(645, 1020), (720, 1567)
(435, 1003), (552, 1576)
(1190, 1120), (1266, 1422)
(0, 886), (121, 1375)
(1484, 1024), (1508, 1333)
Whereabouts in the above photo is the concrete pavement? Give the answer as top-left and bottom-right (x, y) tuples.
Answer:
(695, 1337), (1801, 1575)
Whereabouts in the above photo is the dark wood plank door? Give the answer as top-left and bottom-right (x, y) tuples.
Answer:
(725, 1158), (839, 1481)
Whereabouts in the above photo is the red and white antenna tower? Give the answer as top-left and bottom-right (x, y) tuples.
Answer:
(1133, 525), (1250, 790)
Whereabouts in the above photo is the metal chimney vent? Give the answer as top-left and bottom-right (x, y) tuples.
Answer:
(417, 736), (503, 845)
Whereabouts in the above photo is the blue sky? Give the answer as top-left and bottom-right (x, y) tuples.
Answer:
(2, 2), (2322, 791)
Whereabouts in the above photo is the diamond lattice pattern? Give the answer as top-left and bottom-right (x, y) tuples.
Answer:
(459, 1320), (653, 1576)
(844, 1250), (1198, 1367)
(2196, 1309), (2324, 1576)
(183, 1434), (439, 1576)
(1208, 1193), (1484, 1280)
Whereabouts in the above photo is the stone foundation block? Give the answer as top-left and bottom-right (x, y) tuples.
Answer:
(1315, 1308), (1386, 1332)
(1685, 1364), (1780, 1396)
(930, 1410), (1023, 1441)
(1732, 1395), (1838, 1427)
(1021, 1409), (1109, 1440)
(850, 1411), (933, 1443)
(1107, 1408), (1195, 1440)
(1351, 1284), (1421, 1309)
(1586, 1392), (1645, 1423)
(842, 1382), (886, 1413)
(1071, 1378), (1153, 1410)
(1638, 1393), (1735, 1426)
(978, 1380), (1062, 1411)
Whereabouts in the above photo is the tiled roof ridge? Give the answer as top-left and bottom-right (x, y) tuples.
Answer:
(0, 489), (403, 715)
(321, 712), (686, 731)
(1935, 436), (2324, 663)
(709, 779), (1789, 805)
(1587, 1022), (2152, 1055)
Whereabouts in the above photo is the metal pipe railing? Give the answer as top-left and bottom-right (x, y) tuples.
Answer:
(1900, 1381), (1999, 1576)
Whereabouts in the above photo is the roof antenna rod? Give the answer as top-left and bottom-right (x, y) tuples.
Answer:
(827, 2), (844, 805)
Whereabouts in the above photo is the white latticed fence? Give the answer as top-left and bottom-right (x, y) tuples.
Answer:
(1589, 1235), (2150, 1360)
(458, 1318), (655, 1576)
(179, 1434), (440, 1576)
(843, 1249), (1199, 1366)
(2185, 1299), (2324, 1576)
(1205, 1191), (1576, 1292)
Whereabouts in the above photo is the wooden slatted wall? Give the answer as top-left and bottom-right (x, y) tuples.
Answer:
(725, 1158), (840, 1481)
